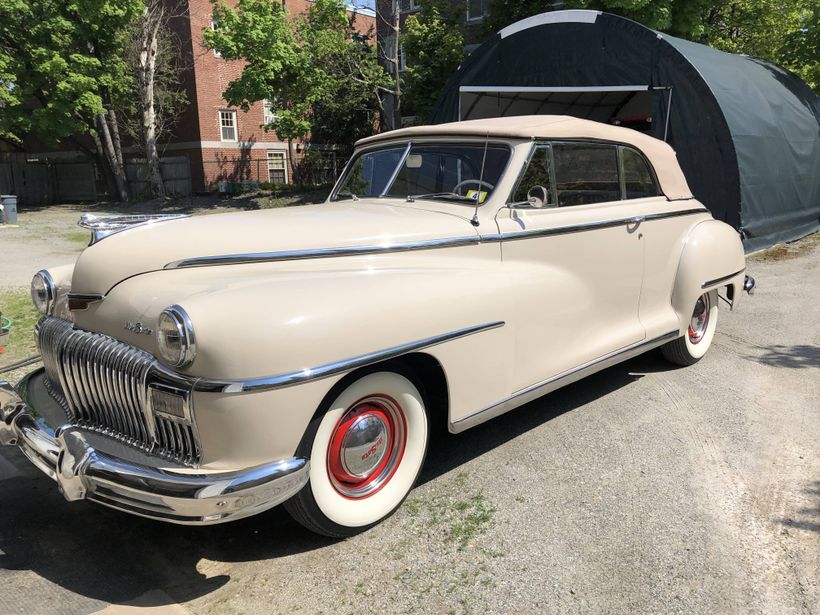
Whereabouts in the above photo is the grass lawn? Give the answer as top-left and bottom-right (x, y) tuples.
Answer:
(0, 288), (39, 364)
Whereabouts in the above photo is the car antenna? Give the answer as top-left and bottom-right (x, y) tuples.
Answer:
(471, 133), (489, 227)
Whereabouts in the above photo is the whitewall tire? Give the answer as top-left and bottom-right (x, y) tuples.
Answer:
(285, 371), (429, 537)
(662, 290), (719, 366)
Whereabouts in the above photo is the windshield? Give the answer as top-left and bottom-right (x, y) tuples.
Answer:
(333, 142), (511, 204)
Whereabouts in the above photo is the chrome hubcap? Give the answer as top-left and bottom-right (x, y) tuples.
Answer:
(327, 396), (407, 498)
(688, 293), (711, 344)
(340, 414), (389, 477)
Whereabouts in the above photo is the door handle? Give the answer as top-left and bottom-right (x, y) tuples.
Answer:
(627, 216), (646, 225)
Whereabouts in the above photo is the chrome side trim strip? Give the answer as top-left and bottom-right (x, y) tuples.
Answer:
(643, 207), (706, 222)
(164, 208), (707, 270)
(451, 329), (679, 433)
(165, 235), (483, 269)
(701, 268), (745, 289)
(496, 207), (706, 242)
(190, 321), (506, 394)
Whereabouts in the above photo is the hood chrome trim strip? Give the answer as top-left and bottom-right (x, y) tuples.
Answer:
(179, 321), (505, 394)
(163, 208), (707, 270)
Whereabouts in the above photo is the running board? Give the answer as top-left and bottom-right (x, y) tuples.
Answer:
(450, 330), (679, 433)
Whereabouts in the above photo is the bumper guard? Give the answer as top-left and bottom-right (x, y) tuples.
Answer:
(0, 372), (309, 524)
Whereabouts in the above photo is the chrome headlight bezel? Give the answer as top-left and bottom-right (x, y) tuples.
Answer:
(31, 270), (56, 315)
(156, 305), (196, 368)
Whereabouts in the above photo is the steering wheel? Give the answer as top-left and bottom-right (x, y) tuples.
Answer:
(452, 178), (495, 196)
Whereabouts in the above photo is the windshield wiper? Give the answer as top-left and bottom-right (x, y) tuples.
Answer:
(336, 192), (359, 201)
(406, 192), (477, 203)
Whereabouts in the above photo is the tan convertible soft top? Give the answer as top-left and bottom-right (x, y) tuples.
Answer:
(357, 115), (693, 201)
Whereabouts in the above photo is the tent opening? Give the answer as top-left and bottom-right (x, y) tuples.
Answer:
(458, 86), (672, 138)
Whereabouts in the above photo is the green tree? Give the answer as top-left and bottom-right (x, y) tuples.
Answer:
(0, 0), (143, 199)
(778, 4), (818, 91)
(402, 0), (467, 123)
(205, 0), (390, 173)
(701, 0), (818, 91)
(485, 0), (713, 39)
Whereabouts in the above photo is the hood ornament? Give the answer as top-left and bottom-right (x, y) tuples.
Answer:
(79, 213), (190, 245)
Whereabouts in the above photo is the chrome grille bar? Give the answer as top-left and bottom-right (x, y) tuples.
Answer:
(37, 317), (199, 464)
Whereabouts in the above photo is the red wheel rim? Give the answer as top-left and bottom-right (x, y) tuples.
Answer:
(326, 394), (407, 499)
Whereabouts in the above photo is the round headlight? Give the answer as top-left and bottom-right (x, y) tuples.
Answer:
(156, 305), (196, 368)
(31, 270), (56, 315)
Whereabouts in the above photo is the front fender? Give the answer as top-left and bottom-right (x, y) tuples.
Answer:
(671, 219), (746, 328)
(75, 247), (513, 382)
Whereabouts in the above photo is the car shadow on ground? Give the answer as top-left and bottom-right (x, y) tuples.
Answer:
(0, 350), (663, 608)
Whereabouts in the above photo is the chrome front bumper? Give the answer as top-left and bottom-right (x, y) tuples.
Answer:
(0, 370), (309, 525)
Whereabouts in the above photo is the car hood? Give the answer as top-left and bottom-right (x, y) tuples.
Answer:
(71, 200), (479, 294)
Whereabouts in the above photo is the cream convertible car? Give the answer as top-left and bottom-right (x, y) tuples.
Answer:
(1, 116), (754, 536)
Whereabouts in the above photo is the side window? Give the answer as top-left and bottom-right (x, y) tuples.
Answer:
(622, 147), (660, 199)
(512, 146), (553, 206)
(553, 143), (619, 206)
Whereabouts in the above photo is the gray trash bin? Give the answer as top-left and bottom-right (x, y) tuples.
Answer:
(0, 195), (18, 224)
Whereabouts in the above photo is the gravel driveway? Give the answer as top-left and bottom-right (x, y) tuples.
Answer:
(0, 213), (817, 615)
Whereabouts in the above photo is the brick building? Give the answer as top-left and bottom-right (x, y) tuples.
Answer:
(2, 0), (376, 201)
(170, 0), (376, 191)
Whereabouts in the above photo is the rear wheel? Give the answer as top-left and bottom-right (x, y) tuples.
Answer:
(662, 290), (719, 366)
(285, 371), (428, 537)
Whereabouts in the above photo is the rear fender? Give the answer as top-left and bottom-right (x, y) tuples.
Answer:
(671, 220), (746, 328)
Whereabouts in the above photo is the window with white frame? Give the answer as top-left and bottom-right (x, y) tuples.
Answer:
(211, 21), (222, 57)
(267, 150), (287, 184)
(398, 44), (406, 72)
(466, 0), (488, 22)
(219, 110), (237, 141)
(263, 99), (278, 125)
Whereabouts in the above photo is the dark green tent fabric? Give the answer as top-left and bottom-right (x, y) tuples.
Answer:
(430, 11), (820, 251)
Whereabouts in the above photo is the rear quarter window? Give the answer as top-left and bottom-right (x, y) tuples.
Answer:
(622, 147), (660, 199)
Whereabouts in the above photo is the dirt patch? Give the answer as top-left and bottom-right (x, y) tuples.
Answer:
(750, 231), (819, 262)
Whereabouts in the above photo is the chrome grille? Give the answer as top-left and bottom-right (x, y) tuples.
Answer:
(38, 317), (200, 464)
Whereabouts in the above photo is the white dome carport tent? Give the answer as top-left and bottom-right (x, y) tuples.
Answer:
(430, 10), (820, 251)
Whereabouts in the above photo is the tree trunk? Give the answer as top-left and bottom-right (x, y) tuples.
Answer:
(96, 113), (129, 201)
(389, 0), (402, 131)
(140, 3), (165, 198)
(91, 131), (117, 197)
(287, 138), (298, 185)
(108, 108), (124, 168)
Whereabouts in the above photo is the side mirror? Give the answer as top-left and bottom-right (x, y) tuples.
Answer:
(527, 185), (549, 208)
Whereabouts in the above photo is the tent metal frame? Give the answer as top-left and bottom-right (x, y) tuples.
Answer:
(458, 85), (674, 141)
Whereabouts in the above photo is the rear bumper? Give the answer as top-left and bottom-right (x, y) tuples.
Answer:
(0, 370), (309, 525)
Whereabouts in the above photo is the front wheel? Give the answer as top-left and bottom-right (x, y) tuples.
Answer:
(661, 290), (719, 366)
(284, 371), (429, 537)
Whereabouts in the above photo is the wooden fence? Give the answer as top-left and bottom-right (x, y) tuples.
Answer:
(0, 154), (192, 204)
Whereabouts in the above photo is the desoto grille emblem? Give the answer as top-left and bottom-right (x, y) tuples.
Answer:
(125, 322), (153, 335)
